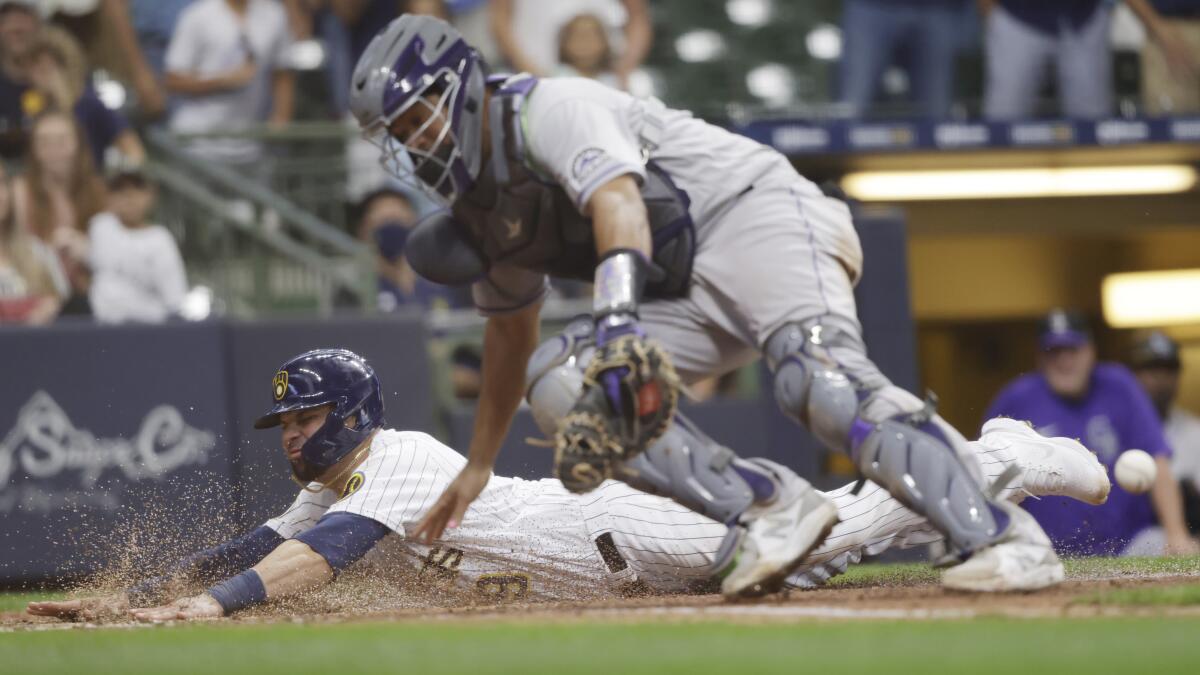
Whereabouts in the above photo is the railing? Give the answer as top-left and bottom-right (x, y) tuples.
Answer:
(143, 126), (375, 315)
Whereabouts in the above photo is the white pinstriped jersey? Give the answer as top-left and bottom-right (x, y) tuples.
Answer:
(263, 428), (1024, 600)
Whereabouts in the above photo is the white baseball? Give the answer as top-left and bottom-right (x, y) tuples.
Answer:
(1114, 449), (1157, 494)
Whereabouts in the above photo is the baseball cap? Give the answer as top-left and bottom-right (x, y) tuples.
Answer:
(1129, 330), (1181, 371)
(1038, 308), (1091, 351)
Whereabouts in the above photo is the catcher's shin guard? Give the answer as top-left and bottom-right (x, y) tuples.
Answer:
(764, 320), (1008, 558)
(526, 324), (760, 523)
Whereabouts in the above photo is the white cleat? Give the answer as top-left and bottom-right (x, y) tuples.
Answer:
(980, 417), (1110, 505)
(941, 500), (1064, 592)
(719, 460), (840, 599)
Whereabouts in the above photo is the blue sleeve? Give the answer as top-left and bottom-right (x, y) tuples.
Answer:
(74, 89), (130, 164)
(295, 512), (390, 575)
(127, 526), (283, 605)
(1117, 367), (1173, 459)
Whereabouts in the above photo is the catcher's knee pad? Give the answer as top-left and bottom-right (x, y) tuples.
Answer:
(765, 320), (1005, 556)
(614, 415), (756, 524)
(854, 411), (1009, 556)
(764, 320), (867, 453)
(525, 317), (595, 436)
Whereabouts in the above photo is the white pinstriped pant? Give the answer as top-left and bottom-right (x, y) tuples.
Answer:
(583, 434), (1022, 592)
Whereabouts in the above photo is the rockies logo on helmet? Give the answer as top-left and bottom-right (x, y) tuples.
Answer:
(254, 349), (386, 468)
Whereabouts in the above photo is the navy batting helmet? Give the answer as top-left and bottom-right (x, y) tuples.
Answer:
(349, 14), (487, 207)
(254, 349), (386, 468)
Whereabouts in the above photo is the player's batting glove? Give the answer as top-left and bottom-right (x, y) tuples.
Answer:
(554, 311), (680, 493)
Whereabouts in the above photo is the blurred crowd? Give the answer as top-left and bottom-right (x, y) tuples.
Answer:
(2, 1), (1199, 328)
(840, 0), (1200, 119)
(0, 1), (1197, 559)
(0, 0), (653, 327)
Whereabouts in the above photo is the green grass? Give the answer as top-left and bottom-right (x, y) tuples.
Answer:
(1076, 584), (1200, 607)
(825, 555), (1200, 589)
(0, 618), (1198, 675)
(4, 557), (1200, 674)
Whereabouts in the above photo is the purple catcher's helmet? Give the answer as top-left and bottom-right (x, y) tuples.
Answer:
(254, 349), (385, 468)
(349, 14), (487, 207)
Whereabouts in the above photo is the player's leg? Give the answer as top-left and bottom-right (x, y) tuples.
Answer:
(575, 418), (1108, 594)
(527, 315), (838, 598)
(982, 3), (1054, 120)
(787, 417), (1111, 587)
(1057, 3), (1113, 119)
(702, 177), (1062, 591)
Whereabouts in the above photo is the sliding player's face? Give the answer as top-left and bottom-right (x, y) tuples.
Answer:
(279, 405), (333, 482)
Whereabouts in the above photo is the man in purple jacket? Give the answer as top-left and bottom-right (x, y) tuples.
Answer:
(986, 308), (1197, 556)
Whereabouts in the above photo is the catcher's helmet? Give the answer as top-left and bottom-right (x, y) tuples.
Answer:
(254, 349), (385, 468)
(349, 14), (487, 206)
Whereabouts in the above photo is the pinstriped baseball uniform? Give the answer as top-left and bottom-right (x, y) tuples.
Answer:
(264, 427), (1029, 600)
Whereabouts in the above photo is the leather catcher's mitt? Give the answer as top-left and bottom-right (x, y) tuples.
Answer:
(553, 334), (680, 493)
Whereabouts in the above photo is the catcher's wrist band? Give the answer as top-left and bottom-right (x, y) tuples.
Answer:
(206, 569), (267, 615)
(593, 249), (649, 318)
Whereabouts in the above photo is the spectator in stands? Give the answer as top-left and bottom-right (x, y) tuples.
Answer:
(13, 111), (106, 316)
(26, 31), (145, 168)
(0, 0), (47, 159)
(315, 0), (450, 117)
(164, 0), (295, 170)
(986, 308), (1198, 556)
(0, 10), (145, 168)
(127, 0), (196, 89)
(490, 0), (650, 89)
(838, 0), (968, 119)
(0, 161), (66, 325)
(352, 188), (469, 313)
(43, 0), (168, 120)
(88, 167), (188, 324)
(1127, 0), (1200, 114)
(555, 13), (617, 88)
(980, 0), (1113, 119)
(1130, 330), (1200, 534)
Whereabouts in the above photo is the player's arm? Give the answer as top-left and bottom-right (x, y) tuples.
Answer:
(130, 513), (390, 621)
(27, 526), (284, 621)
(1151, 456), (1200, 555)
(412, 300), (543, 542)
(489, 0), (547, 76)
(587, 175), (651, 258)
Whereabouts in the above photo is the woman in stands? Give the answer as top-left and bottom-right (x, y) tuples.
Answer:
(12, 110), (106, 316)
(0, 161), (66, 324)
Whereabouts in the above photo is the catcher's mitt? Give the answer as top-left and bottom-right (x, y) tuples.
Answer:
(553, 333), (680, 493)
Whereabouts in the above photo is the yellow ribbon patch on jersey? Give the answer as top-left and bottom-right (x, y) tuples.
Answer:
(272, 371), (289, 400)
(341, 471), (365, 499)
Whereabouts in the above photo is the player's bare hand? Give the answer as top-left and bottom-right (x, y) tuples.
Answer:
(130, 594), (223, 623)
(27, 593), (128, 622)
(412, 464), (490, 543)
(1166, 533), (1200, 557)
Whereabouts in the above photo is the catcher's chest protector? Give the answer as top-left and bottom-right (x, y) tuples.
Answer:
(451, 76), (697, 299)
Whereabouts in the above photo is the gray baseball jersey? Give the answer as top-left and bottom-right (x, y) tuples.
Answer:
(472, 77), (868, 385)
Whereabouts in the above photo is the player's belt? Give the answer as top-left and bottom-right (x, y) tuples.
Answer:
(594, 532), (628, 573)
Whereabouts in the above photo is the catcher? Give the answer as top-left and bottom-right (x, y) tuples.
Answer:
(347, 14), (1064, 597)
(28, 349), (1109, 621)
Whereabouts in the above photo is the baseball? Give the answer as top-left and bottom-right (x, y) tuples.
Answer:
(1114, 449), (1157, 494)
